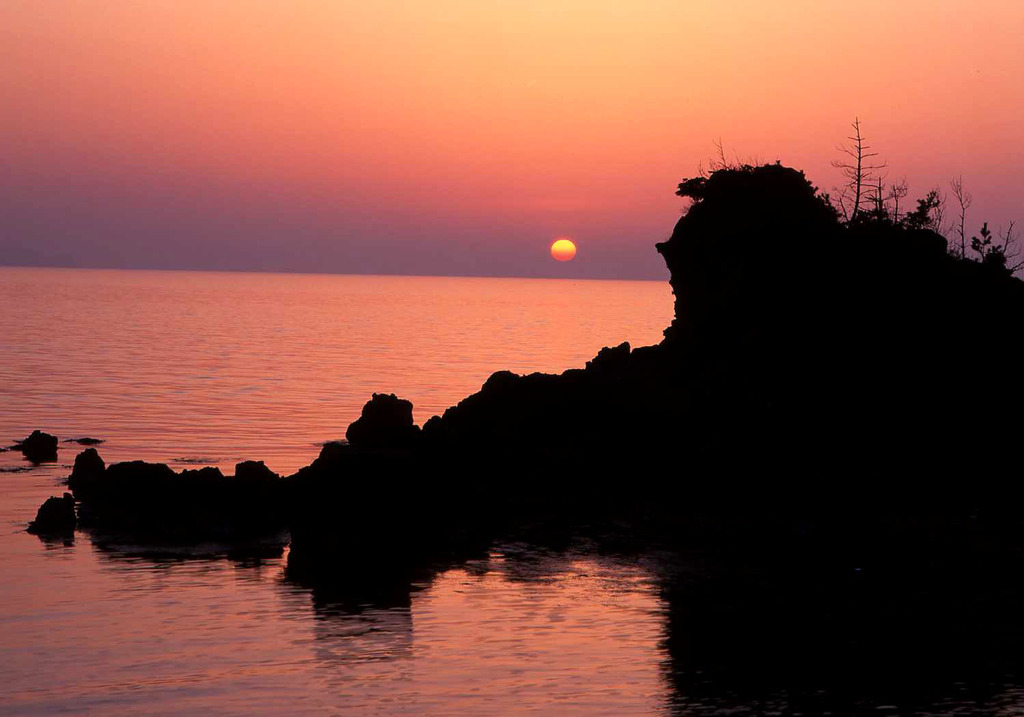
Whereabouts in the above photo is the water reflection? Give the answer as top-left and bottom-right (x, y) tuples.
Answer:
(86, 530), (289, 564)
(20, 519), (1024, 715)
(32, 532), (76, 549)
(285, 552), (421, 680)
(290, 542), (670, 714)
(658, 545), (1024, 716)
(59, 529), (668, 714)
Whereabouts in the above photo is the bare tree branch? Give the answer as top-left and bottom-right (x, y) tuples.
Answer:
(887, 177), (909, 221)
(832, 118), (887, 222)
(950, 175), (972, 259)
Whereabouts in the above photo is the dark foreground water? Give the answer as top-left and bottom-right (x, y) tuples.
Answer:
(4, 267), (1024, 715)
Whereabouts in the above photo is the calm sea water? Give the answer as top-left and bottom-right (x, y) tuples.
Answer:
(0, 267), (672, 473)
(0, 267), (675, 715)
(6, 268), (1024, 716)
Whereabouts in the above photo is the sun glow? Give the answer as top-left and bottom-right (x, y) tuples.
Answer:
(550, 238), (577, 262)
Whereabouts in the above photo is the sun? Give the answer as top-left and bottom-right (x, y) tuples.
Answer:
(550, 238), (577, 262)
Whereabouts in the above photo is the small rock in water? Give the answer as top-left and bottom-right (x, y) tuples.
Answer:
(27, 493), (76, 535)
(63, 437), (105, 446)
(14, 431), (59, 463)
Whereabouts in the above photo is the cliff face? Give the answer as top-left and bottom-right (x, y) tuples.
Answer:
(656, 164), (841, 345)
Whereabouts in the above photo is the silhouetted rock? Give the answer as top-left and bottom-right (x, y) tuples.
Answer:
(657, 163), (841, 344)
(179, 466), (225, 481)
(71, 448), (105, 483)
(37, 161), (1024, 572)
(345, 393), (420, 452)
(234, 460), (279, 482)
(14, 430), (58, 463)
(585, 341), (630, 373)
(63, 437), (104, 445)
(65, 457), (287, 541)
(654, 162), (1024, 471)
(316, 440), (349, 462)
(27, 493), (76, 535)
(69, 458), (173, 503)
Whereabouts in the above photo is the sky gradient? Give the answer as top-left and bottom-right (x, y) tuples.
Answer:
(2, 0), (1022, 279)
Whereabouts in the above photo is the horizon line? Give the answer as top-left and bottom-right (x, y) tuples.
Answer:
(0, 261), (670, 284)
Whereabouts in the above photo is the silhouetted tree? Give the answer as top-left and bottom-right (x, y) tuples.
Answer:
(863, 176), (900, 224)
(950, 175), (972, 259)
(868, 176), (888, 221)
(1003, 222), (1024, 274)
(832, 118), (886, 222)
(886, 177), (909, 222)
(968, 221), (1024, 275)
(902, 190), (944, 232)
(695, 138), (752, 180)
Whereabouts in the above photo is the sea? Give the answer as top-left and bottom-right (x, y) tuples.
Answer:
(4, 266), (1024, 715)
(0, 267), (677, 715)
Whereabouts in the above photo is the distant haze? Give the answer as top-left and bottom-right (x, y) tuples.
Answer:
(2, 1), (1022, 280)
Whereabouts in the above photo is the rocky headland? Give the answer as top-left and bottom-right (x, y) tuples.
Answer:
(29, 163), (1024, 567)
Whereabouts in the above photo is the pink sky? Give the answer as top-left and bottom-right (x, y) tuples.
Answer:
(2, 0), (1021, 278)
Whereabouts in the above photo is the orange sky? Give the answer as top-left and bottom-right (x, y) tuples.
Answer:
(1, 0), (1021, 278)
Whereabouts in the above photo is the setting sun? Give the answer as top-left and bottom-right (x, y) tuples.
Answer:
(551, 238), (577, 262)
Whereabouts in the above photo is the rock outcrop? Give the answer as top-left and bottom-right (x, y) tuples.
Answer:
(234, 460), (280, 482)
(27, 493), (76, 535)
(65, 451), (287, 541)
(345, 393), (420, 452)
(14, 430), (58, 463)
(71, 447), (105, 483)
